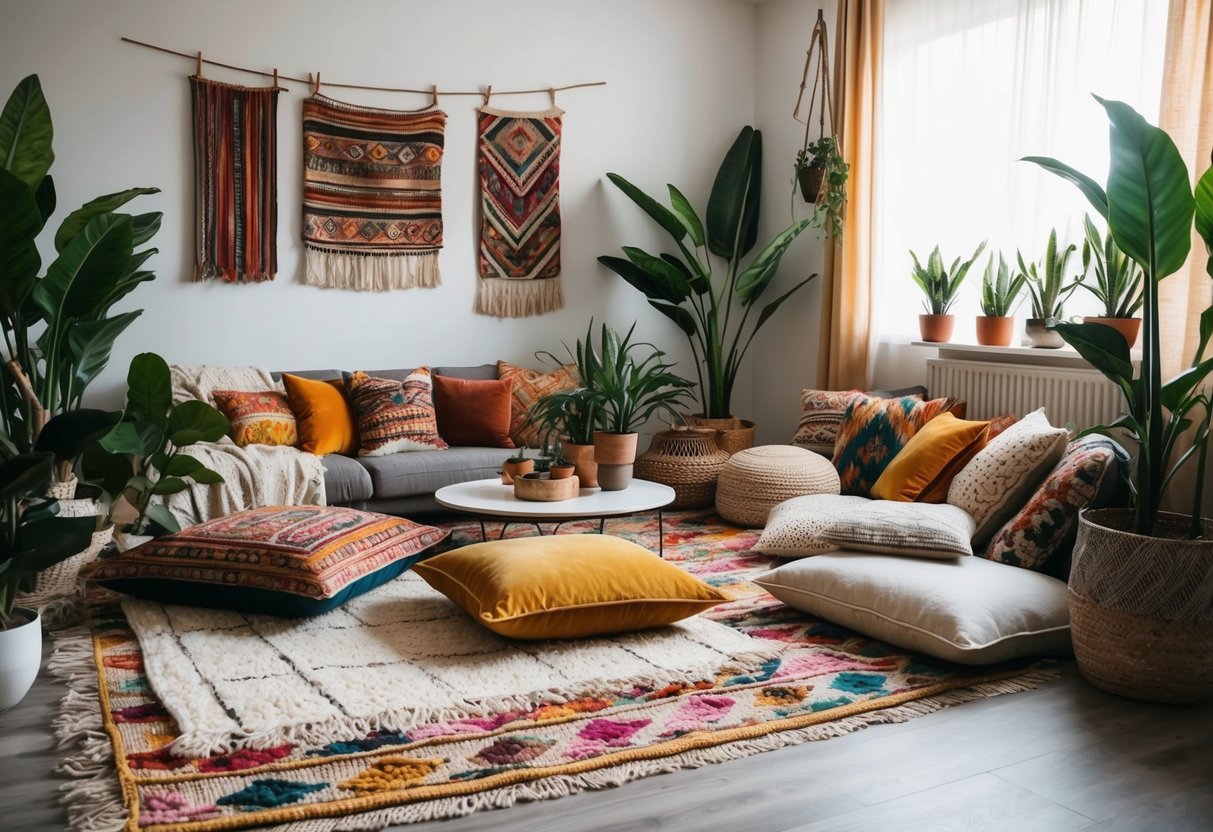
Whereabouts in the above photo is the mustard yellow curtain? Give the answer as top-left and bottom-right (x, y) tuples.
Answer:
(816, 0), (884, 390)
(1158, 0), (1213, 379)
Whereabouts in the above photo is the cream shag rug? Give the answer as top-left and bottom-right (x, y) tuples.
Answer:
(121, 572), (771, 756)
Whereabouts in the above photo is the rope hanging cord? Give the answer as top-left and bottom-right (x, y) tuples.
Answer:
(121, 37), (606, 97)
(792, 10), (835, 149)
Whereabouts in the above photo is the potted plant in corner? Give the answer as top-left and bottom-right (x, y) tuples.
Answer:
(1025, 96), (1213, 704)
(1076, 213), (1144, 348)
(600, 126), (814, 453)
(977, 253), (1026, 346)
(909, 241), (987, 343)
(584, 322), (695, 491)
(1018, 229), (1081, 349)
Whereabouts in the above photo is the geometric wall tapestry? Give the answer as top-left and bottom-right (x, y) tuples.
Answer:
(476, 106), (564, 317)
(302, 95), (446, 292)
(190, 76), (280, 283)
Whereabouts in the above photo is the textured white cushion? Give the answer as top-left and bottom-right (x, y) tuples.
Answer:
(947, 408), (1068, 545)
(753, 494), (974, 559)
(754, 553), (1072, 665)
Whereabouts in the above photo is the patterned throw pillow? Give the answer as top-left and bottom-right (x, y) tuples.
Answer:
(983, 436), (1123, 571)
(345, 368), (448, 457)
(88, 506), (449, 616)
(946, 408), (1069, 545)
(211, 390), (298, 447)
(496, 360), (578, 449)
(831, 395), (955, 496)
(791, 389), (864, 454)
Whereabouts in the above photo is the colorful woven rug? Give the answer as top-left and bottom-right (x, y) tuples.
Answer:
(303, 95), (445, 291)
(475, 107), (564, 317)
(190, 77), (279, 283)
(53, 511), (1055, 831)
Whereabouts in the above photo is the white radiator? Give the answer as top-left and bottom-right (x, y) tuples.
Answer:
(926, 358), (1125, 430)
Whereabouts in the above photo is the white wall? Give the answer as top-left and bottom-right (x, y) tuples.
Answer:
(751, 0), (836, 443)
(2, 0), (757, 419)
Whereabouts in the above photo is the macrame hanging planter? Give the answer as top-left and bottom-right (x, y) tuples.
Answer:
(793, 9), (847, 237)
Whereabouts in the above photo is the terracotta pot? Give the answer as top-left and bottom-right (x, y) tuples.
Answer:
(562, 441), (599, 489)
(548, 464), (576, 480)
(500, 458), (534, 485)
(918, 314), (955, 343)
(685, 414), (756, 453)
(1083, 316), (1141, 349)
(797, 165), (824, 202)
(593, 432), (639, 465)
(975, 315), (1015, 347)
(1025, 318), (1065, 349)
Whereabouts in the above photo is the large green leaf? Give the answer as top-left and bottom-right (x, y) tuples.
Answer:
(35, 408), (121, 461)
(621, 246), (692, 300)
(1054, 321), (1135, 397)
(130, 212), (162, 248)
(598, 255), (686, 305)
(1021, 155), (1109, 218)
(166, 399), (229, 445)
(0, 75), (54, 190)
(1098, 96), (1194, 280)
(125, 352), (172, 426)
(648, 300), (698, 337)
(144, 503), (180, 534)
(604, 173), (686, 242)
(34, 173), (55, 230)
(0, 451), (52, 500)
(735, 219), (811, 304)
(81, 443), (133, 499)
(33, 213), (134, 324)
(667, 185), (705, 247)
(189, 466), (225, 485)
(707, 126), (761, 261)
(12, 515), (95, 573)
(1160, 355), (1213, 412)
(67, 311), (142, 393)
(1195, 164), (1213, 279)
(0, 168), (42, 319)
(54, 189), (159, 252)
(99, 421), (163, 457)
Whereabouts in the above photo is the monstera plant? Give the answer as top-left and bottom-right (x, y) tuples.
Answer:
(599, 126), (813, 425)
(0, 74), (161, 483)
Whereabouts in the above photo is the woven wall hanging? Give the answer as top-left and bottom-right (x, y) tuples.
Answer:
(190, 76), (280, 282)
(476, 106), (564, 317)
(302, 94), (445, 291)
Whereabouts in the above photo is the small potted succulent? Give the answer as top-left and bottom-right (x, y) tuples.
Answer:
(1018, 228), (1081, 348)
(1077, 214), (1144, 347)
(909, 241), (987, 343)
(976, 253), (1026, 346)
(501, 446), (534, 485)
(547, 447), (576, 480)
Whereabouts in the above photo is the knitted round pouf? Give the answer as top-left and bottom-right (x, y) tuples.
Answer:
(716, 445), (840, 528)
(635, 428), (731, 509)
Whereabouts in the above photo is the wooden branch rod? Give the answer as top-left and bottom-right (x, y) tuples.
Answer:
(120, 37), (606, 97)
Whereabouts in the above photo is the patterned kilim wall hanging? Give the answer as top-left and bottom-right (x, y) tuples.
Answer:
(476, 106), (564, 317)
(190, 77), (280, 282)
(303, 95), (445, 291)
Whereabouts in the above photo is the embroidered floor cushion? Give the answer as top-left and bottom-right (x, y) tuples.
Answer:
(89, 506), (448, 617)
(345, 368), (448, 456)
(832, 395), (956, 496)
(211, 390), (298, 447)
(282, 373), (358, 456)
(983, 436), (1125, 571)
(497, 360), (578, 449)
(413, 534), (728, 639)
(754, 553), (1071, 665)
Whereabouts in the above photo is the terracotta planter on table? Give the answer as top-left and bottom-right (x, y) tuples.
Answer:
(594, 432), (639, 491)
(501, 458), (534, 485)
(562, 441), (599, 488)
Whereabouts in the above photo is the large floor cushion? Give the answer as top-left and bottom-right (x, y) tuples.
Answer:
(358, 447), (520, 499)
(754, 553), (1071, 665)
(716, 445), (841, 528)
(322, 454), (374, 504)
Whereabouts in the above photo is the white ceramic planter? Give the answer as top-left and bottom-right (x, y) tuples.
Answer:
(0, 608), (42, 711)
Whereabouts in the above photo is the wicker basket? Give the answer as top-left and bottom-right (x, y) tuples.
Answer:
(1068, 508), (1213, 705)
(635, 429), (730, 509)
(686, 415), (756, 454)
(715, 445), (840, 528)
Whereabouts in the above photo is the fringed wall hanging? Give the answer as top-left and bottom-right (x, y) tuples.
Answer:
(190, 75), (280, 282)
(475, 98), (564, 317)
(302, 93), (445, 291)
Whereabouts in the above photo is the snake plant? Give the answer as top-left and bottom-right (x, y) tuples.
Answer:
(909, 241), (987, 315)
(1079, 214), (1144, 318)
(1018, 229), (1081, 320)
(979, 253), (1026, 317)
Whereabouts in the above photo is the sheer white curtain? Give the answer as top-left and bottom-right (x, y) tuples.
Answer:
(872, 0), (1168, 351)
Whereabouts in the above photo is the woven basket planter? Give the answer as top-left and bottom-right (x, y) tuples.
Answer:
(715, 445), (840, 528)
(635, 429), (730, 510)
(1068, 508), (1213, 705)
(686, 415), (756, 454)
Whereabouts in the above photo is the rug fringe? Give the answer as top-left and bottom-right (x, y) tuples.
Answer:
(269, 666), (1063, 830)
(48, 624), (128, 832)
(474, 275), (563, 318)
(304, 247), (441, 291)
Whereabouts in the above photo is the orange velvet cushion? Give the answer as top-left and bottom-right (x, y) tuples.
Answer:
(871, 412), (992, 502)
(916, 414), (1016, 502)
(433, 376), (515, 448)
(282, 373), (358, 456)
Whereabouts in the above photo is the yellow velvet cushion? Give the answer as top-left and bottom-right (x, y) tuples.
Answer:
(413, 535), (728, 639)
(871, 412), (992, 503)
(282, 373), (357, 456)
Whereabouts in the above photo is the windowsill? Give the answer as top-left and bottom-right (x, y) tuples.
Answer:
(910, 340), (1142, 369)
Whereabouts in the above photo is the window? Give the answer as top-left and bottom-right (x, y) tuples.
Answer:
(873, 0), (1169, 343)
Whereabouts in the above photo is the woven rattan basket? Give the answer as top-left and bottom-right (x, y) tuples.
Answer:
(686, 415), (756, 454)
(1068, 508), (1213, 705)
(715, 445), (840, 528)
(635, 429), (730, 510)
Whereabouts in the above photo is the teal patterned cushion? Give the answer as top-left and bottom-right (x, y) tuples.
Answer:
(831, 395), (954, 496)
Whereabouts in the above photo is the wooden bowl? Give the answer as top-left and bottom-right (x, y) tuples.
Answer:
(514, 473), (580, 502)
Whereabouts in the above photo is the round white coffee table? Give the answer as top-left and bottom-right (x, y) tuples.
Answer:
(434, 478), (677, 556)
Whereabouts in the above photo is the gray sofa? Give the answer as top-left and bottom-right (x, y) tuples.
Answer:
(277, 365), (522, 516)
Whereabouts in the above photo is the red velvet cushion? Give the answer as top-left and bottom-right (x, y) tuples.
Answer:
(433, 376), (516, 448)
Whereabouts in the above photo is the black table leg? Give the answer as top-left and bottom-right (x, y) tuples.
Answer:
(658, 508), (664, 558)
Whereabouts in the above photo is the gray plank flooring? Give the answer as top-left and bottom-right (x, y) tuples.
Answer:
(2, 642), (1211, 831)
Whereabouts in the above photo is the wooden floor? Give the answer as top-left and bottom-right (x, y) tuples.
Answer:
(2, 642), (1211, 832)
